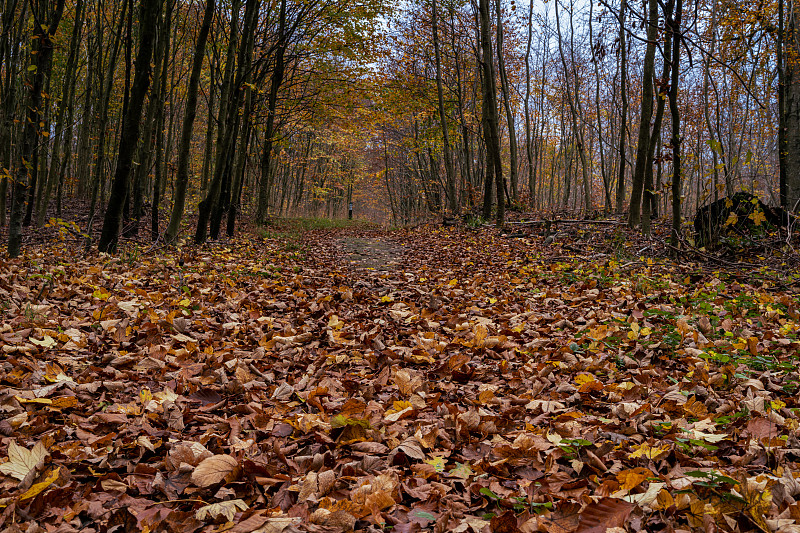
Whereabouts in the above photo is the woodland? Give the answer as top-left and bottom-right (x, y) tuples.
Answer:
(3, 0), (800, 530)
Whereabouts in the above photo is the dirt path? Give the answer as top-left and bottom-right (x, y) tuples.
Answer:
(337, 236), (405, 271)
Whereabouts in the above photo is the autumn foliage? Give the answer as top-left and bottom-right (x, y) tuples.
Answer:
(1, 222), (800, 532)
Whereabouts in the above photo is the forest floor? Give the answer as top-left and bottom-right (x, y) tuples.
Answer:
(2, 216), (800, 532)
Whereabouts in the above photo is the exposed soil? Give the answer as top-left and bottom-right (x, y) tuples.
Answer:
(337, 236), (405, 271)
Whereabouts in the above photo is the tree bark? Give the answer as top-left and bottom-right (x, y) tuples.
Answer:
(165, 0), (215, 243)
(668, 0), (683, 247)
(479, 0), (504, 226)
(615, 0), (627, 213)
(8, 0), (66, 257)
(495, 0), (518, 204)
(256, 0), (287, 224)
(785, 0), (800, 212)
(628, 0), (657, 228)
(98, 0), (162, 253)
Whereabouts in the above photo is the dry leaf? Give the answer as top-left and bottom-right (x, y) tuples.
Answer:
(195, 499), (248, 521)
(191, 455), (239, 487)
(0, 441), (48, 481)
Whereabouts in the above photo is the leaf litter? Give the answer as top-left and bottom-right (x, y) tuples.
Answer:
(0, 223), (799, 532)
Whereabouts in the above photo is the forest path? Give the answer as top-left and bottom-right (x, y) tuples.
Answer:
(337, 236), (405, 271)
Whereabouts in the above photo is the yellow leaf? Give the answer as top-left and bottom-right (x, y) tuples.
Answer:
(380, 295), (394, 303)
(93, 289), (110, 301)
(15, 396), (52, 405)
(652, 489), (674, 511)
(771, 400), (786, 410)
(424, 456), (446, 472)
(575, 373), (595, 386)
(616, 467), (652, 491)
(385, 401), (413, 416)
(724, 212), (738, 227)
(473, 324), (488, 348)
(18, 468), (60, 501)
(628, 443), (670, 460)
(749, 210), (766, 226)
(589, 324), (609, 341)
(49, 396), (77, 410)
(140, 388), (153, 405)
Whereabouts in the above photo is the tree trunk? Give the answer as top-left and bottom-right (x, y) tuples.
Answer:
(8, 0), (66, 257)
(98, 0), (162, 253)
(495, 0), (518, 204)
(615, 0), (627, 213)
(165, 0), (215, 243)
(196, 0), (256, 243)
(523, 0), (535, 208)
(779, 0), (787, 209)
(479, 0), (503, 226)
(151, 0), (171, 241)
(432, 0), (458, 215)
(256, 0), (287, 223)
(785, 0), (800, 212)
(642, 0), (674, 235)
(628, 0), (657, 228)
(669, 0), (683, 247)
(35, 0), (83, 227)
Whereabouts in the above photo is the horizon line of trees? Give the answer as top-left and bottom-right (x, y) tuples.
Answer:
(2, 0), (800, 256)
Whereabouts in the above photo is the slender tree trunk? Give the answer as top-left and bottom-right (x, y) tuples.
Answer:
(256, 0), (287, 223)
(702, 0), (720, 206)
(98, 0), (162, 252)
(432, 0), (458, 214)
(479, 0), (504, 226)
(495, 0), (518, 204)
(779, 0), (788, 209)
(86, 0), (128, 239)
(36, 0), (84, 227)
(8, 0), (66, 257)
(615, 0), (627, 213)
(0, 0), (26, 226)
(589, 0), (611, 209)
(197, 0), (256, 243)
(555, 0), (590, 213)
(642, 0), (674, 234)
(669, 0), (683, 247)
(165, 0), (215, 243)
(151, 0), (171, 241)
(523, 0), (535, 208)
(629, 0), (657, 228)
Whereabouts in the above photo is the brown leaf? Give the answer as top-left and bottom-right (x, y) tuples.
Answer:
(490, 510), (522, 533)
(575, 498), (635, 533)
(191, 454), (239, 487)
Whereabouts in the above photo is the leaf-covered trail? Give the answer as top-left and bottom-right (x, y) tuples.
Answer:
(2, 224), (800, 532)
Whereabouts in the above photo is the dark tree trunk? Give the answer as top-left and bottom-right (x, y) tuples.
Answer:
(479, 0), (503, 226)
(8, 0), (65, 257)
(256, 0), (287, 223)
(615, 0), (627, 213)
(668, 0), (683, 247)
(98, 0), (162, 253)
(628, 0), (658, 228)
(165, 0), (215, 243)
